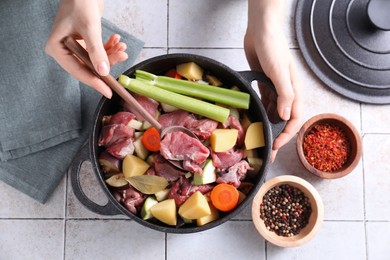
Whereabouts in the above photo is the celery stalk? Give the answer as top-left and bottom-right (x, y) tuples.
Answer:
(118, 75), (230, 123)
(135, 70), (250, 109)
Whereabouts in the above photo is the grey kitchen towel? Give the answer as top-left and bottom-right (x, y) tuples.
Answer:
(0, 0), (144, 203)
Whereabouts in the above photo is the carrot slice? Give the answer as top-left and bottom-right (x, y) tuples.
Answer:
(210, 183), (239, 212)
(141, 127), (161, 152)
(165, 69), (182, 79)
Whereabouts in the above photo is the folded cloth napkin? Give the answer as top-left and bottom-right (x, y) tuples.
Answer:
(0, 0), (144, 203)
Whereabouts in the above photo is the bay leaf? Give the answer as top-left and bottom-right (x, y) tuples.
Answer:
(127, 175), (169, 194)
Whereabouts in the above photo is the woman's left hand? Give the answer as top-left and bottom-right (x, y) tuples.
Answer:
(244, 0), (303, 162)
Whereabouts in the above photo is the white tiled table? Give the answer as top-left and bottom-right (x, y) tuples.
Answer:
(1, 0), (390, 259)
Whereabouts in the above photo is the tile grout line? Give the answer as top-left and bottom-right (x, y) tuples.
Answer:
(167, 47), (246, 50)
(360, 103), (369, 260)
(165, 232), (168, 260)
(360, 133), (390, 136)
(148, 45), (302, 50)
(3, 218), (387, 222)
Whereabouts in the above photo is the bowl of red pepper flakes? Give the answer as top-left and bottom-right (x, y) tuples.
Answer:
(296, 113), (362, 179)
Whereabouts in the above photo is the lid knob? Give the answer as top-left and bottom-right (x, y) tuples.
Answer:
(367, 0), (390, 31)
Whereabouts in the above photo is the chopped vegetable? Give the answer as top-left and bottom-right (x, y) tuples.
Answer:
(142, 120), (153, 130)
(229, 108), (240, 119)
(150, 199), (177, 226)
(178, 191), (211, 219)
(122, 154), (150, 178)
(210, 129), (238, 152)
(160, 102), (179, 113)
(205, 74), (223, 87)
(154, 188), (170, 201)
(176, 62), (203, 80)
(118, 75), (230, 123)
(128, 119), (143, 130)
(247, 157), (263, 172)
(134, 70), (250, 109)
(193, 159), (216, 185)
(98, 151), (121, 173)
(165, 68), (182, 79)
(210, 183), (239, 212)
(237, 191), (246, 204)
(244, 122), (265, 150)
(105, 173), (129, 189)
(141, 127), (161, 152)
(145, 154), (155, 166)
(196, 202), (219, 226)
(141, 196), (158, 220)
(133, 136), (149, 160)
(241, 113), (252, 131)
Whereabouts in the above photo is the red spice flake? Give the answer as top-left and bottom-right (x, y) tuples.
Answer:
(303, 123), (351, 172)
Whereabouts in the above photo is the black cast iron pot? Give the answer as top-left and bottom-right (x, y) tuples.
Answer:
(70, 53), (285, 233)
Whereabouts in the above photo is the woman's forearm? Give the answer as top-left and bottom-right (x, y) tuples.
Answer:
(247, 0), (285, 33)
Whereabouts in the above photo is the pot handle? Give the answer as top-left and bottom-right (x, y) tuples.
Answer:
(68, 141), (122, 216)
(239, 70), (286, 140)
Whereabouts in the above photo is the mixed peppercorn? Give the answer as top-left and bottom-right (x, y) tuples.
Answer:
(303, 123), (351, 172)
(260, 184), (312, 237)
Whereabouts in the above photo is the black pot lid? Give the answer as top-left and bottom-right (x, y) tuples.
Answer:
(295, 0), (390, 104)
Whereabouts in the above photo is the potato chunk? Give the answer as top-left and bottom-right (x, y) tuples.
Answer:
(122, 154), (150, 178)
(178, 191), (211, 220)
(205, 74), (223, 87)
(176, 62), (203, 80)
(150, 199), (177, 226)
(244, 122), (265, 150)
(196, 202), (219, 226)
(210, 129), (238, 152)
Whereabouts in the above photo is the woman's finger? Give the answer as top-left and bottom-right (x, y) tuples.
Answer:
(82, 24), (110, 77)
(108, 51), (128, 66)
(104, 34), (120, 51)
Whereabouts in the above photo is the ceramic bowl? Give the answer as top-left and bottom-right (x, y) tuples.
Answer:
(296, 113), (362, 179)
(252, 175), (324, 247)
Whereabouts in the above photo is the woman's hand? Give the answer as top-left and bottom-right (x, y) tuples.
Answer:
(45, 0), (128, 98)
(244, 0), (303, 162)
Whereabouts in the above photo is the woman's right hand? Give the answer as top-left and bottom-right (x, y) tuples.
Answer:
(45, 0), (129, 98)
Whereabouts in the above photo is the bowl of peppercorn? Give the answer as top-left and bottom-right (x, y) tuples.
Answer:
(296, 113), (362, 179)
(252, 175), (324, 247)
